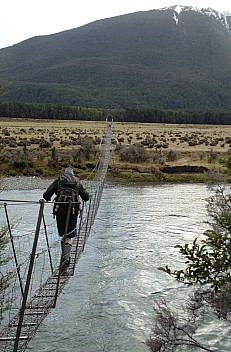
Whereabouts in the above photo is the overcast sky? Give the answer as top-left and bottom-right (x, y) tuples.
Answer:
(1, 0), (230, 49)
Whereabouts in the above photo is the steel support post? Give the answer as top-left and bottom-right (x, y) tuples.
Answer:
(4, 203), (24, 297)
(13, 199), (45, 352)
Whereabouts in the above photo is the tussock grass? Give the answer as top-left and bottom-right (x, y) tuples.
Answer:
(0, 118), (230, 182)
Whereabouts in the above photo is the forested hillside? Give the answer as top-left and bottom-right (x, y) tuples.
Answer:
(0, 7), (231, 111)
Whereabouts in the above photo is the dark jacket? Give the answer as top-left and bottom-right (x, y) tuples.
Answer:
(43, 175), (90, 203)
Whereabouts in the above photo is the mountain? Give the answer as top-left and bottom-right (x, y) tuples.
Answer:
(0, 5), (231, 110)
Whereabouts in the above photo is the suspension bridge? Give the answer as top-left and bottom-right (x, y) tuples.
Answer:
(0, 120), (112, 352)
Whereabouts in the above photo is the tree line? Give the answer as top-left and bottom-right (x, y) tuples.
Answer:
(0, 101), (231, 124)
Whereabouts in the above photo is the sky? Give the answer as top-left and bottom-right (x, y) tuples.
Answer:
(1, 0), (231, 49)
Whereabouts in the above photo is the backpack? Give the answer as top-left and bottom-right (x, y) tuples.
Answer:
(53, 174), (80, 216)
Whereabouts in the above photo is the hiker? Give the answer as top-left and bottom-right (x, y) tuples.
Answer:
(43, 167), (90, 271)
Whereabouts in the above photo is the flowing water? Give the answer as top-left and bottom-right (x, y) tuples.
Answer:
(1, 180), (230, 351)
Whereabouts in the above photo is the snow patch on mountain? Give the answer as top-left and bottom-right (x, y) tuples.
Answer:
(162, 5), (231, 32)
(200, 7), (231, 31)
(173, 12), (179, 25)
(172, 5), (183, 15)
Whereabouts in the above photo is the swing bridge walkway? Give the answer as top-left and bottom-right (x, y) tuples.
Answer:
(0, 120), (112, 352)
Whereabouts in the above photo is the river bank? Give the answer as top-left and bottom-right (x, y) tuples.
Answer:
(0, 167), (229, 192)
(0, 118), (230, 183)
(0, 157), (228, 184)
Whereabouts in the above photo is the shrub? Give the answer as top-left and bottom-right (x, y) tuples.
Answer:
(208, 148), (217, 163)
(166, 149), (177, 162)
(152, 151), (161, 163)
(148, 178), (231, 352)
(0, 150), (11, 164)
(39, 139), (51, 148)
(47, 147), (59, 168)
(119, 143), (149, 163)
(77, 137), (98, 161)
(10, 148), (33, 169)
(72, 148), (83, 163)
(36, 150), (47, 161)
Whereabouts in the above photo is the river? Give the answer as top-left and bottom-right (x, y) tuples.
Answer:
(1, 179), (230, 351)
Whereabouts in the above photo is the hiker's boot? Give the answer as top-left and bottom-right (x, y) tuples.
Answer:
(61, 242), (72, 273)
